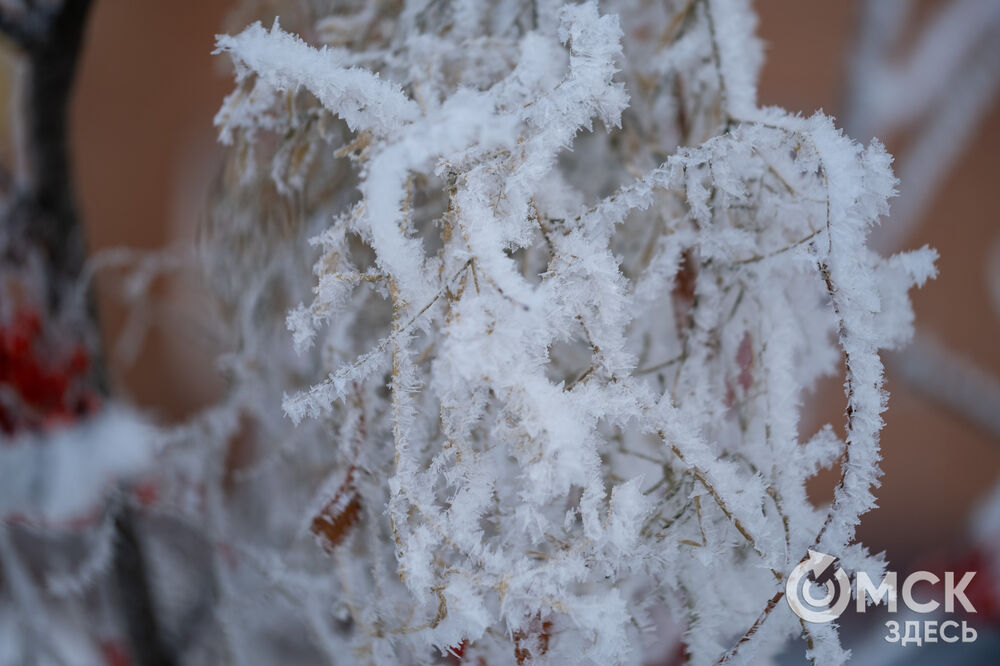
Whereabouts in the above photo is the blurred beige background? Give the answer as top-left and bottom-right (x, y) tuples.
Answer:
(30, 0), (999, 568)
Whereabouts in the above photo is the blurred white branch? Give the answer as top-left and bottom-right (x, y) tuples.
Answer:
(890, 333), (1000, 441)
(845, 0), (1000, 253)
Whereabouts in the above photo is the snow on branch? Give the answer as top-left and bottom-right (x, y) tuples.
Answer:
(181, 1), (940, 663)
(214, 19), (420, 140)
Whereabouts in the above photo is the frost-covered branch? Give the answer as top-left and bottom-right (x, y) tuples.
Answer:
(98, 1), (938, 664)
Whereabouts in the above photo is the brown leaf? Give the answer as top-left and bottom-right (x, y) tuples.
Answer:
(310, 466), (362, 552)
(671, 249), (698, 335)
(513, 614), (552, 665)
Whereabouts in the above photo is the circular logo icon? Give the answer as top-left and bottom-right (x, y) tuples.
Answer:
(785, 550), (851, 623)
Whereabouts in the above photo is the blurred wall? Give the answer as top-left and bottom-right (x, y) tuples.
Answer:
(72, 0), (233, 417)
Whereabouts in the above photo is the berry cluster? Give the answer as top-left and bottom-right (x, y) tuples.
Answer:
(0, 305), (100, 435)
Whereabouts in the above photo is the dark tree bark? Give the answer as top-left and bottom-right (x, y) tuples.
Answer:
(112, 501), (178, 666)
(2, 0), (92, 293)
